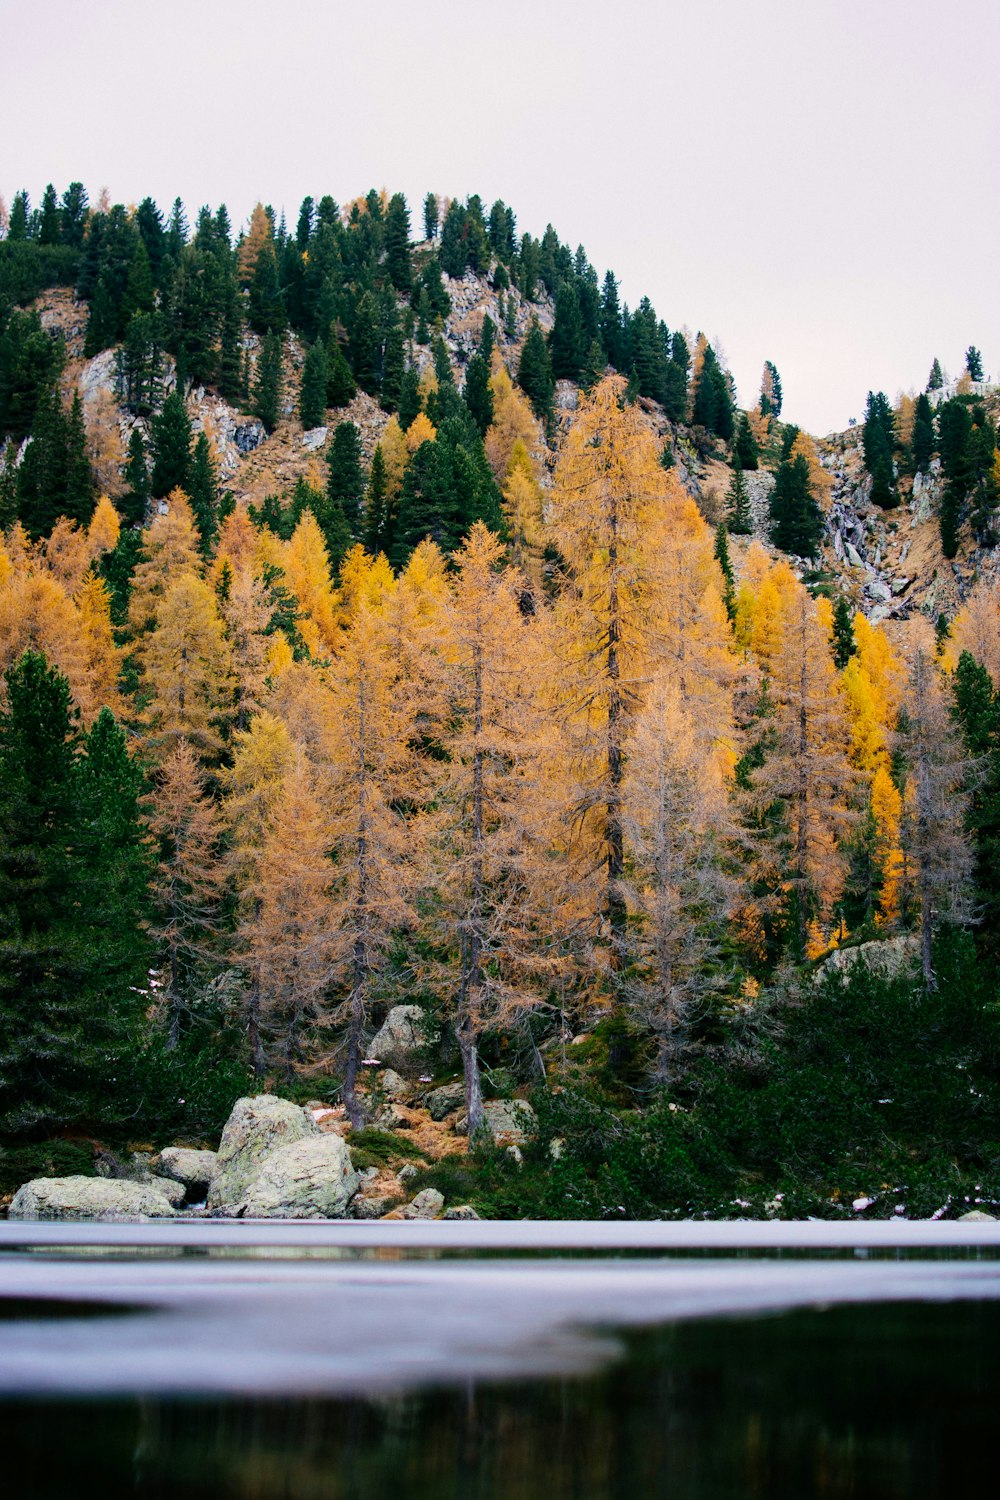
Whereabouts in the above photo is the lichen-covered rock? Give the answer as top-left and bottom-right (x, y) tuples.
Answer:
(380, 1068), (409, 1101)
(443, 1204), (480, 1220)
(368, 1006), (437, 1073)
(424, 1081), (465, 1121)
(352, 1194), (396, 1220)
(373, 1104), (411, 1131)
(207, 1095), (314, 1212)
(400, 1188), (445, 1220)
(455, 1099), (536, 1145)
(816, 935), (919, 985)
(238, 1136), (360, 1219)
(149, 1176), (186, 1208)
(154, 1148), (218, 1201)
(8, 1177), (178, 1221)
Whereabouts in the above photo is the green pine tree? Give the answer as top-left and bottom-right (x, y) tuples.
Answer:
(123, 425), (150, 526)
(463, 352), (494, 437)
(518, 319), (555, 422)
(150, 390), (192, 497)
(734, 412), (759, 470)
(365, 444), (388, 555)
(299, 341), (328, 430)
(326, 421), (366, 540)
(253, 331), (284, 434)
(912, 392), (935, 473)
(832, 596), (856, 669)
(769, 453), (823, 557)
(188, 432), (219, 553)
(713, 523), (736, 622)
(727, 459), (753, 535)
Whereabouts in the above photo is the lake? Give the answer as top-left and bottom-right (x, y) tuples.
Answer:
(1, 1221), (998, 1497)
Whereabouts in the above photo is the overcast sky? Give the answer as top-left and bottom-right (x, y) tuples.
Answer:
(3, 0), (997, 433)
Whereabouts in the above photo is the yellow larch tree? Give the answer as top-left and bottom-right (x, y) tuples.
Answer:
(484, 360), (545, 481)
(501, 438), (546, 591)
(623, 669), (735, 1081)
(948, 580), (1000, 686)
(223, 711), (298, 1073)
(750, 587), (855, 958)
(220, 564), (274, 732)
(127, 491), (203, 638)
(282, 510), (340, 658)
(790, 430), (834, 510)
(321, 600), (422, 1125)
(432, 523), (549, 1135)
(379, 415), (410, 501)
(246, 751), (336, 1080)
(137, 572), (235, 764)
(405, 411), (437, 453)
(146, 739), (226, 1047)
(75, 573), (123, 723)
(237, 202), (274, 284)
(547, 373), (671, 1041)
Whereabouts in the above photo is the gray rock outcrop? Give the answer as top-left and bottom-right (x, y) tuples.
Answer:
(238, 1136), (360, 1219)
(443, 1204), (480, 1220)
(816, 935), (920, 985)
(424, 1081), (465, 1120)
(155, 1147), (218, 1202)
(8, 1177), (178, 1221)
(207, 1094), (315, 1213)
(456, 1099), (537, 1144)
(368, 1005), (436, 1073)
(400, 1188), (445, 1219)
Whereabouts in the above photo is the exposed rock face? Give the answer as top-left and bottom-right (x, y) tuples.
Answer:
(238, 1136), (360, 1219)
(455, 1099), (537, 1144)
(424, 1081), (466, 1121)
(379, 1068), (409, 1101)
(400, 1188), (445, 1220)
(233, 420), (266, 455)
(352, 1194), (396, 1220)
(816, 934), (920, 984)
(8, 1177), (178, 1221)
(368, 1005), (437, 1073)
(207, 1094), (314, 1213)
(155, 1147), (218, 1202)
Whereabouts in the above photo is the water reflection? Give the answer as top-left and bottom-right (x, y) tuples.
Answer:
(2, 1300), (995, 1498)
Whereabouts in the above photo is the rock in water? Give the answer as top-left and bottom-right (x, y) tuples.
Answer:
(207, 1094), (315, 1212)
(238, 1137), (360, 1219)
(8, 1177), (178, 1221)
(368, 1005), (436, 1073)
(155, 1147), (218, 1202)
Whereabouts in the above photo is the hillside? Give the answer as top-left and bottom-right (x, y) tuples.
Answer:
(1, 184), (999, 1223)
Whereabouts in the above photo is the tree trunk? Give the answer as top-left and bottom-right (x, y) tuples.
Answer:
(458, 1013), (485, 1141)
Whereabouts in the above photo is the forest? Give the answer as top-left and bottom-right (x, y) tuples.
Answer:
(1, 181), (999, 1219)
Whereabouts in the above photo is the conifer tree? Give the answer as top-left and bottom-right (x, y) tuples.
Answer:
(896, 637), (975, 987)
(188, 431), (219, 554)
(147, 739), (225, 1046)
(714, 523), (736, 622)
(150, 390), (191, 498)
(380, 321), (405, 413)
(253, 330), (283, 434)
(727, 459), (753, 535)
(927, 357), (944, 391)
(913, 391), (935, 472)
(326, 421), (365, 541)
(364, 444), (388, 554)
(299, 340), (328, 430)
(832, 595), (856, 669)
(769, 453), (823, 557)
(734, 411), (760, 470)
(384, 192), (412, 293)
(423, 192), (439, 241)
(137, 572), (234, 764)
(326, 338), (357, 408)
(463, 352), (494, 437)
(397, 366), (422, 432)
(549, 375), (672, 1052)
(518, 319), (555, 423)
(965, 346), (984, 382)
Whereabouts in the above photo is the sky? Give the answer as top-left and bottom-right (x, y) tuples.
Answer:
(2, 0), (998, 434)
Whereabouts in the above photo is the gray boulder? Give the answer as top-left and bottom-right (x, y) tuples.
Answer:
(352, 1194), (396, 1220)
(238, 1136), (360, 1219)
(380, 1068), (409, 1101)
(958, 1210), (997, 1223)
(425, 1081), (465, 1121)
(456, 1099), (537, 1144)
(400, 1188), (445, 1220)
(816, 935), (919, 986)
(9, 1177), (178, 1221)
(207, 1094), (314, 1213)
(443, 1204), (480, 1220)
(155, 1147), (217, 1202)
(368, 1005), (436, 1073)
